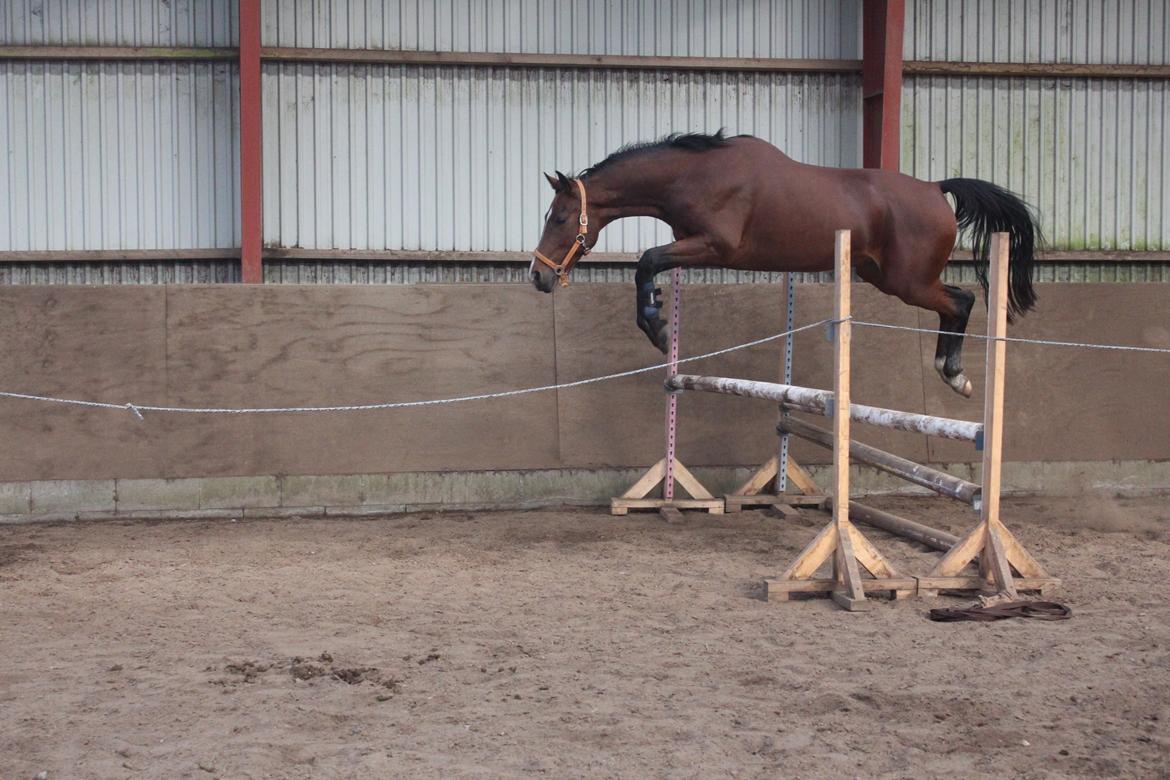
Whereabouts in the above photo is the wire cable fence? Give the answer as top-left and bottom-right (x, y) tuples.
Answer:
(0, 317), (1167, 419)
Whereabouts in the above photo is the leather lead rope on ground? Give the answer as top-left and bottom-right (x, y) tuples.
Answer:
(928, 600), (1072, 622)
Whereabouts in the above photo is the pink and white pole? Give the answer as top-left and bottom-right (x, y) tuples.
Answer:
(662, 267), (683, 500)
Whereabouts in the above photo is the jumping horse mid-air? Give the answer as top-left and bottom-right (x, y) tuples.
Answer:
(530, 131), (1040, 397)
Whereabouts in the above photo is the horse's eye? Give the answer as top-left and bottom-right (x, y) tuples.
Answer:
(553, 215), (568, 225)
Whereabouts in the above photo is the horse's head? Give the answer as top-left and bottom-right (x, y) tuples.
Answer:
(531, 171), (594, 292)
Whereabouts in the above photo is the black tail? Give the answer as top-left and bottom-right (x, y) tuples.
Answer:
(939, 178), (1041, 320)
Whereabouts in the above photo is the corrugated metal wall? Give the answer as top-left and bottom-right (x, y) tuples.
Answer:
(902, 0), (1169, 251)
(0, 0), (238, 47)
(2, 0), (1168, 284)
(0, 60), (240, 251)
(260, 0), (862, 255)
(905, 0), (1167, 64)
(260, 0), (860, 57)
(261, 66), (860, 254)
(0, 0), (241, 254)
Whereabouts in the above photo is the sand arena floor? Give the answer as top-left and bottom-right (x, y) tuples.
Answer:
(2, 494), (1169, 779)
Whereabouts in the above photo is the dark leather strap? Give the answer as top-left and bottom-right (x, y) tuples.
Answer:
(929, 600), (1071, 622)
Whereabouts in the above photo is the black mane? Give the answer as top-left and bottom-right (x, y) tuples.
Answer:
(579, 130), (736, 177)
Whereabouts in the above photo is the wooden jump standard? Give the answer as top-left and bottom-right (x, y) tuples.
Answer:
(612, 267), (724, 518)
(722, 272), (829, 515)
(666, 230), (1057, 608)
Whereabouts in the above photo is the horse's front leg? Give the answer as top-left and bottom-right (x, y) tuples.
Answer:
(635, 237), (720, 353)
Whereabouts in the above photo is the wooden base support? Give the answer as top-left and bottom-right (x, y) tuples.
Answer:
(725, 493), (829, 513)
(919, 516), (1057, 598)
(723, 455), (825, 513)
(610, 457), (724, 517)
(767, 575), (917, 602)
(765, 516), (915, 608)
(915, 576), (1059, 596)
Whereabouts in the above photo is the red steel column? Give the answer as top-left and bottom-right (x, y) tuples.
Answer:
(862, 0), (905, 171)
(238, 0), (263, 283)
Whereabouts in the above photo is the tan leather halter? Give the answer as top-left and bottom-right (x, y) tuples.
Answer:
(532, 178), (590, 287)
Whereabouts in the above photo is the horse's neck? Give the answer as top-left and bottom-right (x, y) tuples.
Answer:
(589, 164), (674, 224)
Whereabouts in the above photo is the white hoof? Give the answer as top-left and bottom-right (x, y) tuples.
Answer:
(949, 374), (973, 398)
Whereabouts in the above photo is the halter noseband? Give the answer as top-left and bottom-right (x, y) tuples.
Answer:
(532, 178), (590, 287)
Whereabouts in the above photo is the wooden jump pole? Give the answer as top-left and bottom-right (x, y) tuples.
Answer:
(667, 375), (982, 442)
(832, 499), (959, 552)
(765, 230), (914, 608)
(920, 233), (1057, 597)
(776, 415), (982, 505)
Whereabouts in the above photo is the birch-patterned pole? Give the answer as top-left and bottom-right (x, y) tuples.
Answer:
(665, 375), (982, 442)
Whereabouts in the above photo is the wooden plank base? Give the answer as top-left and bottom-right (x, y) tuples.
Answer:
(611, 457), (724, 517)
(916, 576), (1060, 598)
(831, 589), (871, 612)
(768, 575), (1057, 601)
(766, 576), (917, 602)
(724, 493), (828, 513)
(768, 503), (805, 520)
(610, 497), (724, 516)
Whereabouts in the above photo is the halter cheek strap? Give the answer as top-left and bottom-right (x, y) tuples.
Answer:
(533, 178), (590, 287)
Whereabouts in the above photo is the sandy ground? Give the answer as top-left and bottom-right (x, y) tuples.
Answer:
(2, 495), (1169, 779)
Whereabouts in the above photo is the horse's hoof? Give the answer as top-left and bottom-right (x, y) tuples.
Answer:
(655, 330), (669, 354)
(949, 374), (973, 398)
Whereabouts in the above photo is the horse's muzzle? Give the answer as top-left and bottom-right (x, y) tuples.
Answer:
(530, 267), (555, 293)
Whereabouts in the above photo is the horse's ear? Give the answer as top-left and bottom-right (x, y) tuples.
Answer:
(544, 172), (561, 191)
(556, 171), (572, 191)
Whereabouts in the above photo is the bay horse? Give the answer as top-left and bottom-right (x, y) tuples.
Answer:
(530, 131), (1040, 397)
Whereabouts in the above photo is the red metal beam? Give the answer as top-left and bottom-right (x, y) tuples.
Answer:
(862, 0), (905, 170)
(238, 0), (263, 283)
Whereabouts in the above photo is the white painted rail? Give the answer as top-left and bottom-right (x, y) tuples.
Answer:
(666, 374), (982, 443)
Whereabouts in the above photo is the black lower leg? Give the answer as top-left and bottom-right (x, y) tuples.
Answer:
(632, 236), (719, 352)
(940, 285), (976, 380)
(635, 249), (674, 352)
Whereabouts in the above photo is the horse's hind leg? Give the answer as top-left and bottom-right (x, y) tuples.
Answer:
(934, 285), (976, 396)
(857, 262), (976, 397)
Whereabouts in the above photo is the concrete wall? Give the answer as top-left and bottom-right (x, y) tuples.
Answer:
(1, 282), (1167, 518)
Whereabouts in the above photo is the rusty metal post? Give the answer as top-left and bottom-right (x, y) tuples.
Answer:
(862, 0), (905, 170)
(239, 0), (263, 283)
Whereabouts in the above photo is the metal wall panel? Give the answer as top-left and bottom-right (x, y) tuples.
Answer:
(902, 1), (1169, 252)
(0, 261), (240, 285)
(0, 60), (240, 251)
(261, 260), (1170, 285)
(262, 65), (861, 253)
(902, 75), (1167, 251)
(0, 0), (238, 47)
(261, 0), (861, 58)
(905, 0), (1169, 64)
